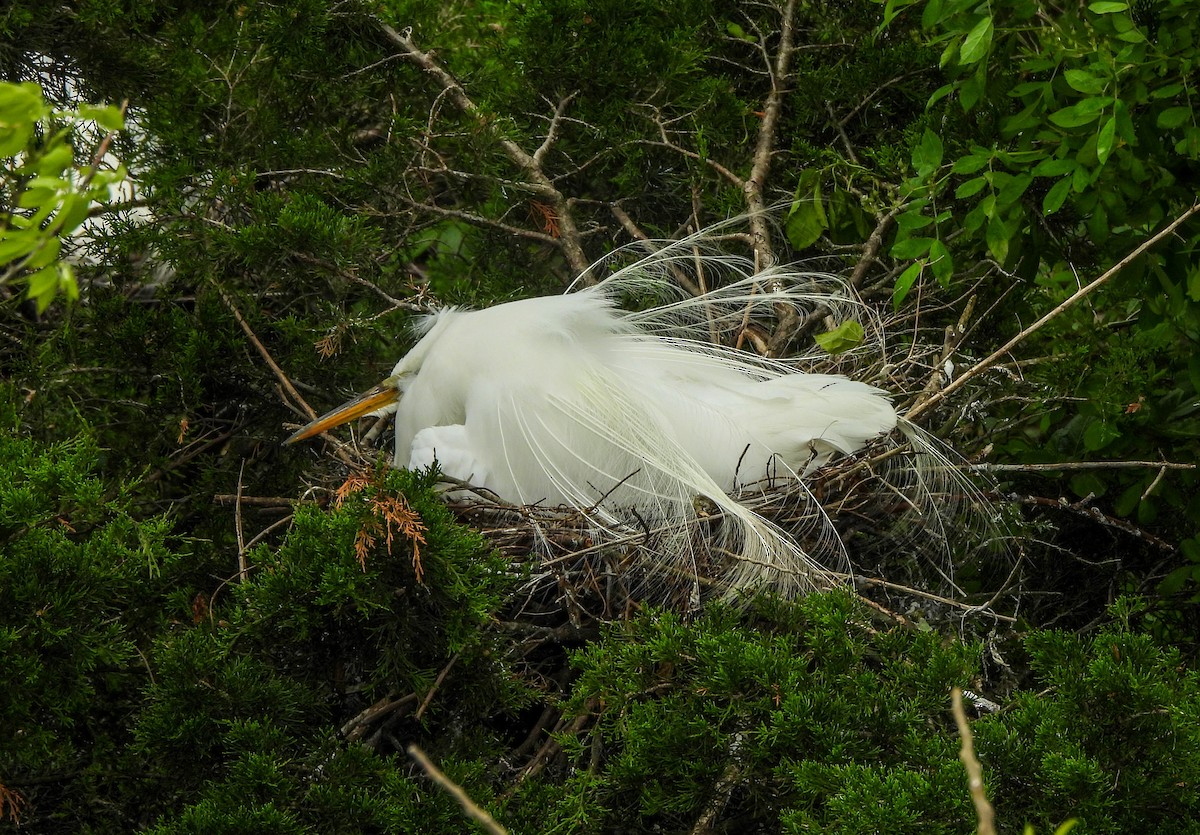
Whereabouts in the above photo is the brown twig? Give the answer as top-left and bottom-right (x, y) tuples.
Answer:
(744, 0), (797, 269)
(341, 692), (418, 741)
(408, 745), (510, 835)
(951, 687), (996, 835)
(906, 202), (1200, 422)
(379, 23), (591, 278)
(235, 459), (248, 582)
(971, 461), (1196, 473)
(212, 280), (357, 467)
(414, 652), (460, 721)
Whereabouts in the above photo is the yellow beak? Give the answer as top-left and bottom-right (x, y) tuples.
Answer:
(283, 381), (400, 445)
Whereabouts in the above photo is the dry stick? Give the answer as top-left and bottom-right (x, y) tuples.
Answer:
(971, 461), (1195, 473)
(609, 203), (703, 295)
(742, 0), (802, 356)
(408, 745), (510, 835)
(414, 652), (460, 721)
(212, 281), (357, 467)
(213, 494), (309, 506)
(379, 23), (591, 279)
(235, 459), (248, 582)
(744, 0), (797, 268)
(906, 202), (1200, 423)
(951, 687), (996, 835)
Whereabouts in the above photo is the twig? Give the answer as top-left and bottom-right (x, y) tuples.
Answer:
(837, 573), (1017, 623)
(906, 202), (1200, 422)
(951, 687), (996, 835)
(212, 281), (357, 466)
(408, 745), (509, 835)
(1009, 493), (1175, 551)
(379, 23), (591, 278)
(213, 494), (310, 507)
(414, 652), (460, 720)
(341, 692), (417, 740)
(971, 461), (1195, 473)
(235, 459), (248, 582)
(609, 204), (703, 295)
(744, 0), (797, 268)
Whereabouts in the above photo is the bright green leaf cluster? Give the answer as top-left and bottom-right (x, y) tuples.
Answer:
(0, 81), (127, 311)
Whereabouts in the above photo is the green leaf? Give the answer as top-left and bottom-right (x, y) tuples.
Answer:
(1157, 107), (1192, 129)
(1087, 1), (1128, 12)
(1082, 420), (1120, 451)
(1043, 176), (1073, 214)
(1185, 266), (1200, 303)
(785, 202), (828, 250)
(986, 213), (1011, 263)
(0, 232), (40, 263)
(76, 103), (126, 132)
(891, 236), (934, 259)
(35, 143), (74, 175)
(1032, 157), (1076, 177)
(25, 264), (59, 313)
(955, 175), (988, 199)
(1049, 99), (1111, 128)
(959, 73), (984, 112)
(959, 16), (994, 65)
(1064, 69), (1108, 95)
(928, 239), (953, 286)
(814, 320), (865, 354)
(892, 261), (923, 310)
(895, 208), (933, 231)
(996, 173), (1032, 207)
(927, 83), (954, 109)
(912, 128), (944, 177)
(1096, 115), (1117, 164)
(1070, 472), (1107, 499)
(53, 193), (91, 236)
(951, 153), (990, 175)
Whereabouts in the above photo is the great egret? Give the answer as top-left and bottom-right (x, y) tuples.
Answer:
(286, 229), (960, 598)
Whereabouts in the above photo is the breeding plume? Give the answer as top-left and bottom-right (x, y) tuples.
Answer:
(286, 230), (960, 598)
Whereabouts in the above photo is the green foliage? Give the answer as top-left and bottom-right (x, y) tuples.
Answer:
(873, 0), (1200, 597)
(3, 0), (1200, 830)
(0, 386), (523, 830)
(977, 617), (1200, 833)
(0, 81), (126, 311)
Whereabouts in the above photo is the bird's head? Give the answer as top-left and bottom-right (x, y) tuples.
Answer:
(282, 373), (406, 445)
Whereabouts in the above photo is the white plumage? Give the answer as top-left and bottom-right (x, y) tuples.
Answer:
(286, 231), (963, 599)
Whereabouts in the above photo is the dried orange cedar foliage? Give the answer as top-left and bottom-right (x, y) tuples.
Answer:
(334, 469), (428, 580)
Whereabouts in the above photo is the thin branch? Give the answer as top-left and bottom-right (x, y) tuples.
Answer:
(971, 461), (1195, 473)
(907, 202), (1200, 422)
(408, 745), (510, 835)
(212, 281), (357, 467)
(414, 652), (460, 720)
(951, 688), (996, 835)
(533, 92), (579, 166)
(744, 0), (798, 269)
(378, 23), (591, 278)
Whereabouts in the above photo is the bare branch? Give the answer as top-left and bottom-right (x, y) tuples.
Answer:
(907, 202), (1200, 422)
(378, 23), (592, 278)
(533, 92), (579, 166)
(952, 688), (996, 835)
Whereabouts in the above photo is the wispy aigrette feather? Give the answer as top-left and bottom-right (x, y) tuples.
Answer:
(287, 222), (997, 603)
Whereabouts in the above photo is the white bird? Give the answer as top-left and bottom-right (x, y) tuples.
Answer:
(285, 231), (955, 599)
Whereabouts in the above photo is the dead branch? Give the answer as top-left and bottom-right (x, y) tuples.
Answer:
(379, 23), (592, 278)
(972, 461), (1195, 473)
(906, 201), (1200, 422)
(951, 687), (996, 835)
(408, 745), (510, 835)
